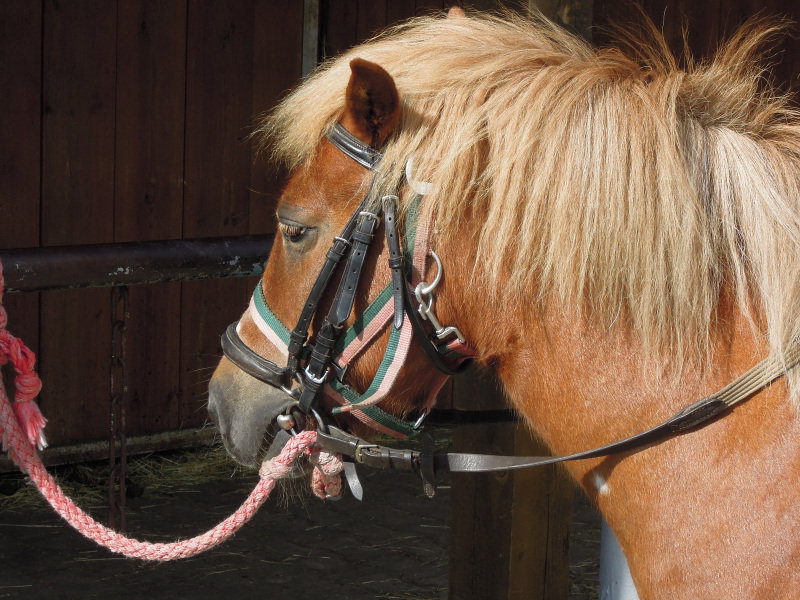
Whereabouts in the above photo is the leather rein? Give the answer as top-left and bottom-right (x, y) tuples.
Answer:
(222, 122), (800, 499)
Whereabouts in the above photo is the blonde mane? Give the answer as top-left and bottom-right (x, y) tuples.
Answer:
(259, 12), (800, 398)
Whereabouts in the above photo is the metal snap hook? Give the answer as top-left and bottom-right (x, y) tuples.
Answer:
(414, 250), (467, 344)
(416, 250), (443, 298)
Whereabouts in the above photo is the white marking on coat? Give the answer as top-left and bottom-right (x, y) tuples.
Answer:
(593, 470), (611, 495)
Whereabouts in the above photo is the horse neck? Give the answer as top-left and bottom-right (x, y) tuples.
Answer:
(434, 239), (800, 597)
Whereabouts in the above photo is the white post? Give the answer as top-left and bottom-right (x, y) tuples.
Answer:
(599, 519), (640, 600)
(301, 0), (320, 77)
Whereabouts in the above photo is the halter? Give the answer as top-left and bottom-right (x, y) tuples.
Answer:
(222, 123), (800, 500)
(221, 122), (472, 444)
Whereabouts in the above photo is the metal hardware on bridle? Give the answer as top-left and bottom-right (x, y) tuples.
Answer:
(221, 126), (392, 422)
(327, 122), (382, 170)
(414, 251), (466, 344)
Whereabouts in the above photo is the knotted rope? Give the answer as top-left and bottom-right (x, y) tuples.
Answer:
(0, 264), (46, 450)
(0, 260), (344, 560)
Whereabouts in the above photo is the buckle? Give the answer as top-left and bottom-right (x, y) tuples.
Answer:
(359, 210), (381, 228)
(304, 364), (330, 385)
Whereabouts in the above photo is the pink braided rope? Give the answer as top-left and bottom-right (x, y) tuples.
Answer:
(0, 262), (46, 449)
(307, 447), (344, 499)
(0, 388), (322, 560)
(0, 261), (346, 560)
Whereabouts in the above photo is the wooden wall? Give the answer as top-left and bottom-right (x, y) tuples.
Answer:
(1, 0), (798, 451)
(594, 0), (800, 94)
(0, 0), (306, 447)
(0, 1), (445, 449)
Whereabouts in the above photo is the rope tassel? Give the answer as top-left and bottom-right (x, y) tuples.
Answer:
(0, 261), (47, 450)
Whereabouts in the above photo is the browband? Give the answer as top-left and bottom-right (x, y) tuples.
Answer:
(327, 123), (383, 170)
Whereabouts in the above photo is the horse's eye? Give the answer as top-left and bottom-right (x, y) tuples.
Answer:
(278, 222), (308, 243)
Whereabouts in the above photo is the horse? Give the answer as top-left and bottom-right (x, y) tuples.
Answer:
(208, 9), (800, 598)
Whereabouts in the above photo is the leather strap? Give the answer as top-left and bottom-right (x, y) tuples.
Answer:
(400, 278), (470, 376)
(286, 197), (368, 368)
(441, 396), (730, 472)
(298, 210), (381, 413)
(315, 345), (800, 479)
(327, 123), (382, 170)
(220, 323), (293, 391)
(383, 194), (471, 375)
(286, 123), (382, 366)
(383, 196), (406, 330)
(329, 211), (380, 327)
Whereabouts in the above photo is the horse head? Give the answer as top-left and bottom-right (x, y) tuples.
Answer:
(208, 58), (449, 468)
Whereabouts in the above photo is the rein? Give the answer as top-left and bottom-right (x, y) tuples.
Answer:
(320, 343), (800, 487)
(222, 123), (800, 499)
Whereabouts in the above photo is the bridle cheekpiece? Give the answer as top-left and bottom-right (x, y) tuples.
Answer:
(221, 122), (473, 495)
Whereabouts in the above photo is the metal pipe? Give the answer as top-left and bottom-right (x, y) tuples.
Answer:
(600, 519), (640, 600)
(302, 0), (320, 76)
(0, 235), (274, 292)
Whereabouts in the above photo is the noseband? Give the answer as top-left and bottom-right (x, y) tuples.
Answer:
(221, 123), (800, 499)
(221, 123), (472, 443)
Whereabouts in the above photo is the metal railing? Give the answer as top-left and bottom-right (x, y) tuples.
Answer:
(0, 234), (273, 528)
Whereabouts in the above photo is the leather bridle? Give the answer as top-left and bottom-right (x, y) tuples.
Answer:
(222, 122), (800, 499)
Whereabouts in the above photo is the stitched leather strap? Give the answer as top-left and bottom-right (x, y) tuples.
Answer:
(221, 323), (293, 390)
(400, 278), (470, 376)
(298, 210), (381, 413)
(327, 123), (382, 170)
(286, 198), (368, 368)
(383, 196), (406, 330)
(329, 212), (380, 327)
(316, 345), (800, 478)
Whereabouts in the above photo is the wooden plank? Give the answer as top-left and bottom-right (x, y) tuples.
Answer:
(594, 0), (800, 95)
(114, 0), (186, 243)
(449, 424), (514, 599)
(114, 0), (187, 436)
(507, 426), (574, 599)
(386, 0), (416, 24)
(448, 367), (573, 600)
(0, 2), (42, 358)
(302, 0), (321, 77)
(322, 0), (359, 57)
(180, 1), (257, 429)
(414, 0), (446, 16)
(250, 0), (304, 236)
(40, 0), (117, 446)
(0, 427), (215, 473)
(357, 0), (387, 41)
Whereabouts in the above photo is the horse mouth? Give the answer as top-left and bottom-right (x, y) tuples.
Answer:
(207, 376), (300, 470)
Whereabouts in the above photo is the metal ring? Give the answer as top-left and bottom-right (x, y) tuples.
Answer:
(413, 410), (430, 430)
(278, 372), (303, 400)
(310, 407), (330, 434)
(417, 250), (443, 296)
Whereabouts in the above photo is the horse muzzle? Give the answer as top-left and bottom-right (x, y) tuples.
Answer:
(208, 361), (301, 469)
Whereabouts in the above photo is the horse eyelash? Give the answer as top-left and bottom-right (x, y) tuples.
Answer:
(278, 222), (308, 241)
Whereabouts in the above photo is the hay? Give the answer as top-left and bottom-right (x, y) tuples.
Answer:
(0, 443), (252, 513)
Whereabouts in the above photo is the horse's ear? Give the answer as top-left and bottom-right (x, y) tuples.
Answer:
(447, 5), (466, 18)
(342, 58), (400, 149)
